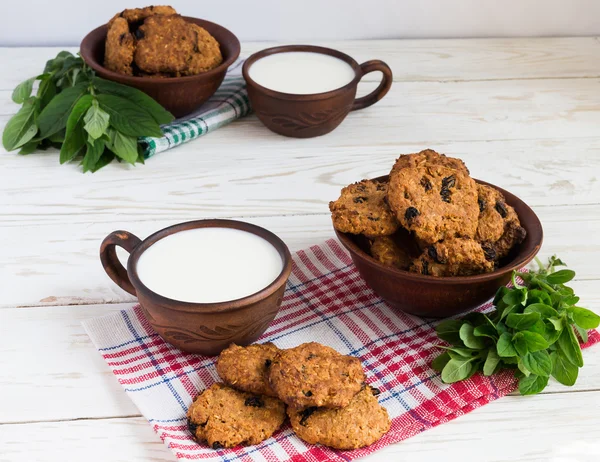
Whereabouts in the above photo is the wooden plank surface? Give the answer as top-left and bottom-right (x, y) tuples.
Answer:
(1, 38), (600, 462)
(2, 391), (599, 462)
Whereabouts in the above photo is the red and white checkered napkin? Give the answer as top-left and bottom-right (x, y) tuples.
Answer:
(83, 239), (599, 462)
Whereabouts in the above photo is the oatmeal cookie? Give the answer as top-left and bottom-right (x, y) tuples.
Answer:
(182, 24), (223, 75)
(216, 343), (280, 397)
(329, 179), (399, 236)
(134, 15), (196, 74)
(387, 165), (479, 244)
(186, 383), (286, 449)
(369, 236), (411, 270)
(268, 342), (365, 409)
(109, 5), (178, 28)
(391, 149), (469, 176)
(410, 237), (495, 276)
(476, 184), (526, 259)
(288, 386), (390, 450)
(104, 17), (135, 75)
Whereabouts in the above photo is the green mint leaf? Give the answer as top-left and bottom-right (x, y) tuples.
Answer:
(503, 288), (527, 307)
(518, 373), (549, 395)
(497, 332), (517, 357)
(547, 316), (564, 331)
(524, 303), (558, 319)
(60, 120), (86, 164)
(83, 100), (110, 140)
(473, 324), (497, 339)
(515, 331), (548, 354)
(517, 358), (531, 376)
(18, 141), (39, 155)
(82, 138), (106, 173)
(92, 77), (174, 125)
(441, 358), (474, 383)
(60, 94), (93, 164)
(48, 129), (66, 144)
(574, 325), (589, 344)
(506, 312), (541, 330)
(546, 269), (576, 285)
(557, 326), (584, 367)
(435, 319), (464, 345)
(12, 77), (37, 104)
(97, 94), (164, 137)
(107, 128), (138, 165)
(2, 98), (38, 151)
(90, 150), (116, 172)
(431, 352), (451, 372)
(526, 289), (553, 307)
(568, 307), (600, 329)
(38, 82), (88, 138)
(37, 77), (57, 111)
(522, 350), (552, 376)
(551, 351), (578, 386)
(483, 349), (500, 376)
(459, 323), (486, 349)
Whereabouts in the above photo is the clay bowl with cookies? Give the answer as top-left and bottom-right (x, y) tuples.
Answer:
(330, 150), (544, 319)
(80, 14), (240, 117)
(335, 177), (543, 318)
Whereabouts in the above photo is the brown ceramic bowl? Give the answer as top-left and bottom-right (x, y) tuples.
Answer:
(80, 17), (241, 118)
(335, 177), (543, 318)
(99, 219), (292, 356)
(242, 45), (393, 138)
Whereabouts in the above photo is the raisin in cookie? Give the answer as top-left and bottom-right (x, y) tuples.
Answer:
(369, 236), (411, 270)
(288, 386), (390, 450)
(391, 149), (470, 176)
(186, 383), (285, 449)
(476, 184), (526, 260)
(329, 179), (399, 236)
(216, 343), (280, 397)
(410, 237), (494, 276)
(387, 165), (479, 244)
(268, 342), (365, 409)
(134, 15), (196, 74)
(104, 17), (135, 75)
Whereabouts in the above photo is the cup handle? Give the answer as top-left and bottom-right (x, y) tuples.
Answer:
(100, 230), (142, 296)
(351, 60), (393, 111)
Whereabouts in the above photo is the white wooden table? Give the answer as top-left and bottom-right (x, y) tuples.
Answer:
(1, 38), (600, 462)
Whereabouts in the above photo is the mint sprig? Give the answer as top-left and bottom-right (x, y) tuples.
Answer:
(432, 256), (600, 395)
(2, 51), (174, 172)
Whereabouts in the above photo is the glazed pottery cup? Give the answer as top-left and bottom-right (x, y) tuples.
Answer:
(100, 219), (292, 356)
(242, 45), (393, 138)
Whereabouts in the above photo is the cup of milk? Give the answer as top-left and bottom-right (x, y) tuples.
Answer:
(99, 220), (292, 355)
(242, 45), (393, 138)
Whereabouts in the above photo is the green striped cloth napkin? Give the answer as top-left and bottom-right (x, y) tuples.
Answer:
(139, 58), (249, 158)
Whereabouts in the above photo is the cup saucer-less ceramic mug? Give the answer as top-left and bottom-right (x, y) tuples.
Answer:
(99, 219), (292, 356)
(242, 45), (393, 138)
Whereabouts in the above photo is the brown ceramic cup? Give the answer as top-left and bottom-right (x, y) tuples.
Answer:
(242, 45), (393, 138)
(335, 178), (543, 318)
(99, 219), (292, 356)
(80, 17), (241, 118)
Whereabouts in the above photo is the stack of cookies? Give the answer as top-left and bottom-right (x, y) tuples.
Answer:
(329, 149), (527, 276)
(104, 6), (223, 77)
(187, 342), (390, 450)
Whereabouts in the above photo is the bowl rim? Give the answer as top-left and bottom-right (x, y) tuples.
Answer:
(80, 16), (241, 84)
(125, 219), (293, 313)
(335, 176), (543, 285)
(242, 44), (363, 101)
